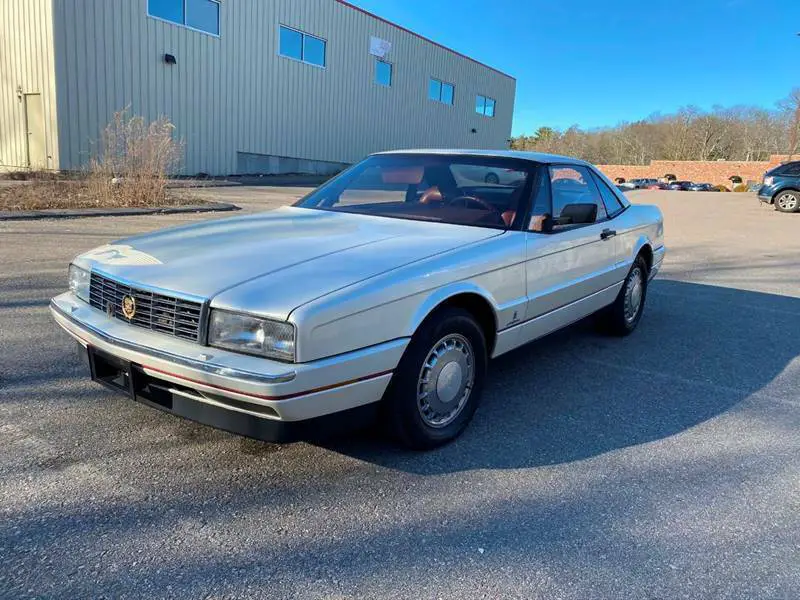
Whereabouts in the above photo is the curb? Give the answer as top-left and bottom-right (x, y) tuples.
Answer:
(166, 180), (243, 188)
(0, 202), (240, 221)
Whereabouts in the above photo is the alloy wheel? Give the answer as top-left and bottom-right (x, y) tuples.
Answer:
(776, 193), (798, 211)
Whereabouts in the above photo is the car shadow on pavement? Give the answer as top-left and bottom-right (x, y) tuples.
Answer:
(320, 279), (800, 473)
(2, 279), (799, 599)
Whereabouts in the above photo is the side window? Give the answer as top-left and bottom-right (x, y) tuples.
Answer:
(782, 162), (800, 176)
(375, 60), (392, 86)
(186, 0), (220, 35)
(428, 78), (441, 101)
(475, 95), (496, 117)
(525, 169), (551, 232)
(429, 78), (454, 105)
(590, 170), (625, 216)
(148, 0), (220, 36)
(279, 25), (326, 67)
(548, 165), (607, 228)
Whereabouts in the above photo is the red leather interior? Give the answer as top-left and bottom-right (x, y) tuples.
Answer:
(529, 214), (546, 231)
(419, 184), (518, 227)
(500, 184), (525, 227)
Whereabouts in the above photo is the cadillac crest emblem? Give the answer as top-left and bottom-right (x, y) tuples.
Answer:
(121, 295), (136, 320)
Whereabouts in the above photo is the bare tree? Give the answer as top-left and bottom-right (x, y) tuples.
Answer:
(511, 93), (797, 164)
(780, 88), (800, 159)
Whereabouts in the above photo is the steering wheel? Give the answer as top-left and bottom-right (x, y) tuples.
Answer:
(446, 195), (498, 213)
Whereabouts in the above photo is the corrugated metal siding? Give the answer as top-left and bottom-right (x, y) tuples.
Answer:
(0, 0), (59, 171)
(53, 0), (516, 175)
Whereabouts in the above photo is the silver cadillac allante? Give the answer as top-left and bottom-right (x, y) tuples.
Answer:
(51, 150), (665, 449)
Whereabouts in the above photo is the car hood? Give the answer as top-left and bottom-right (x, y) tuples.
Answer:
(75, 207), (503, 319)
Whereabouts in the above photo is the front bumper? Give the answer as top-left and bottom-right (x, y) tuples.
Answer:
(757, 185), (776, 203)
(51, 292), (406, 441)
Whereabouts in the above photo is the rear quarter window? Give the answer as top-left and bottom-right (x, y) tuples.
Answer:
(591, 169), (630, 209)
(590, 171), (626, 216)
(771, 162), (800, 176)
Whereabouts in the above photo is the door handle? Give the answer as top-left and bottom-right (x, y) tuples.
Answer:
(600, 228), (617, 240)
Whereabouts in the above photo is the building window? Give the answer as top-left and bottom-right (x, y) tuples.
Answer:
(429, 78), (454, 105)
(147, 0), (220, 36)
(279, 25), (326, 67)
(375, 60), (392, 87)
(476, 95), (496, 117)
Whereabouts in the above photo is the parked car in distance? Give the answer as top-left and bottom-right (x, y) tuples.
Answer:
(453, 165), (526, 186)
(630, 178), (659, 189)
(646, 182), (670, 190)
(667, 180), (693, 191)
(687, 183), (717, 192)
(758, 160), (800, 213)
(51, 150), (665, 450)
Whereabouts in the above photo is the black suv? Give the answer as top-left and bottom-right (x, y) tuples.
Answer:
(758, 161), (800, 213)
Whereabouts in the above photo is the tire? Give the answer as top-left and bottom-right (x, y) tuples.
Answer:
(383, 307), (487, 450)
(484, 172), (500, 185)
(599, 255), (649, 336)
(774, 190), (800, 213)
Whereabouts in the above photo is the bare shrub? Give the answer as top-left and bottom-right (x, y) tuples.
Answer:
(86, 108), (184, 207)
(0, 110), (207, 211)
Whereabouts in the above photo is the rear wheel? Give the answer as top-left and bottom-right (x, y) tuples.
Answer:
(599, 255), (648, 336)
(774, 190), (800, 213)
(383, 307), (487, 449)
(484, 172), (500, 184)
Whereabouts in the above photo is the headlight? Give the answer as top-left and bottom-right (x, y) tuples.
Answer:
(208, 310), (295, 362)
(764, 176), (774, 186)
(68, 264), (91, 303)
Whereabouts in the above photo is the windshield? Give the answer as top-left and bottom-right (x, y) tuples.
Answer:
(294, 154), (534, 229)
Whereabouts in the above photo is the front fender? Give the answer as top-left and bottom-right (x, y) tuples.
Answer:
(406, 282), (500, 335)
(775, 185), (800, 199)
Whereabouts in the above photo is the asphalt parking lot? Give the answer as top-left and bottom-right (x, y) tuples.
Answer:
(1, 189), (798, 599)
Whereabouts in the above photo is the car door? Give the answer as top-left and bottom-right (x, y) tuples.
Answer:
(589, 169), (650, 278)
(520, 164), (621, 340)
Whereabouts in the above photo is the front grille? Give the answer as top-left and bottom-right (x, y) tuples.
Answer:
(89, 272), (203, 342)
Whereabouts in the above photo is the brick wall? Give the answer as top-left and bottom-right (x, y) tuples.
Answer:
(596, 155), (793, 187)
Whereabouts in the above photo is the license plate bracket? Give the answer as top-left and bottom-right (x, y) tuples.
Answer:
(88, 346), (135, 399)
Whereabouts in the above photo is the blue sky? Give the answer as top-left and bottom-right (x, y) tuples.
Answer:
(350, 0), (800, 136)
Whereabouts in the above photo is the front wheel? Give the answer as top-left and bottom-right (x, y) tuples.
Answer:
(383, 307), (487, 450)
(599, 255), (648, 336)
(774, 190), (800, 213)
(484, 172), (500, 184)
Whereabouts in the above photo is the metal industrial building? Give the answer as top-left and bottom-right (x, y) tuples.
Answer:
(1, 0), (516, 175)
